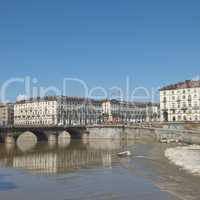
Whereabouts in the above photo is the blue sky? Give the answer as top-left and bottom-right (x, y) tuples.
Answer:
(0, 0), (200, 101)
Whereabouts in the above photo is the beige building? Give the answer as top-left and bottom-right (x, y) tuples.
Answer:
(160, 80), (200, 122)
(0, 103), (14, 127)
(102, 99), (159, 124)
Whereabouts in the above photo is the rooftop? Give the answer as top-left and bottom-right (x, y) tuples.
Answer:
(160, 80), (200, 91)
(16, 96), (159, 107)
(16, 96), (103, 104)
(102, 99), (159, 107)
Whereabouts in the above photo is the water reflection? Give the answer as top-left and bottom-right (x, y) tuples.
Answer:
(16, 131), (37, 152)
(85, 139), (121, 150)
(5, 143), (15, 153)
(0, 141), (200, 200)
(0, 180), (16, 191)
(17, 141), (37, 152)
(0, 139), (129, 174)
(48, 140), (57, 149)
(57, 138), (70, 148)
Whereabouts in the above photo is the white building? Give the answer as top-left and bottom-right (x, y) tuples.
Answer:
(14, 96), (160, 126)
(14, 96), (103, 126)
(160, 80), (200, 122)
(14, 97), (58, 126)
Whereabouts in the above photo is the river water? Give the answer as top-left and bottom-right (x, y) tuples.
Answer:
(0, 139), (200, 200)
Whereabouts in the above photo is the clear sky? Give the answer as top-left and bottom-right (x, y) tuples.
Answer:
(0, 0), (200, 101)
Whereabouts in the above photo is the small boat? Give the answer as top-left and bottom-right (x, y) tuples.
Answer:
(159, 138), (179, 144)
(159, 138), (168, 143)
(117, 151), (132, 157)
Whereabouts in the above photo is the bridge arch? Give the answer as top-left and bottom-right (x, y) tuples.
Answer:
(67, 127), (87, 139)
(16, 131), (37, 152)
(58, 131), (71, 139)
(58, 131), (71, 148)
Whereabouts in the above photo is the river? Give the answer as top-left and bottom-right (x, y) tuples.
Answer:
(0, 139), (199, 200)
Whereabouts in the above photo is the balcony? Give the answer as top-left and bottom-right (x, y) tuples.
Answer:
(181, 107), (187, 111)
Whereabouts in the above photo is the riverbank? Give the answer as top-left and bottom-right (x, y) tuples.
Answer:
(86, 125), (200, 146)
(165, 145), (200, 176)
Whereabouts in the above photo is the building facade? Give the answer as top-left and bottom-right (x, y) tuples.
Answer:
(14, 96), (160, 126)
(14, 97), (58, 126)
(0, 103), (14, 127)
(57, 96), (103, 126)
(160, 80), (200, 122)
(102, 99), (158, 124)
(14, 96), (103, 126)
(146, 103), (160, 122)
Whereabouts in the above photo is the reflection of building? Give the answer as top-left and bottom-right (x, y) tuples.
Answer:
(14, 96), (103, 126)
(102, 99), (159, 123)
(13, 153), (58, 173)
(160, 80), (200, 122)
(12, 150), (112, 173)
(0, 103), (14, 127)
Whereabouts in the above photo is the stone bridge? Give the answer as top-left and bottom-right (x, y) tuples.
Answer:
(0, 124), (200, 145)
(0, 126), (87, 145)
